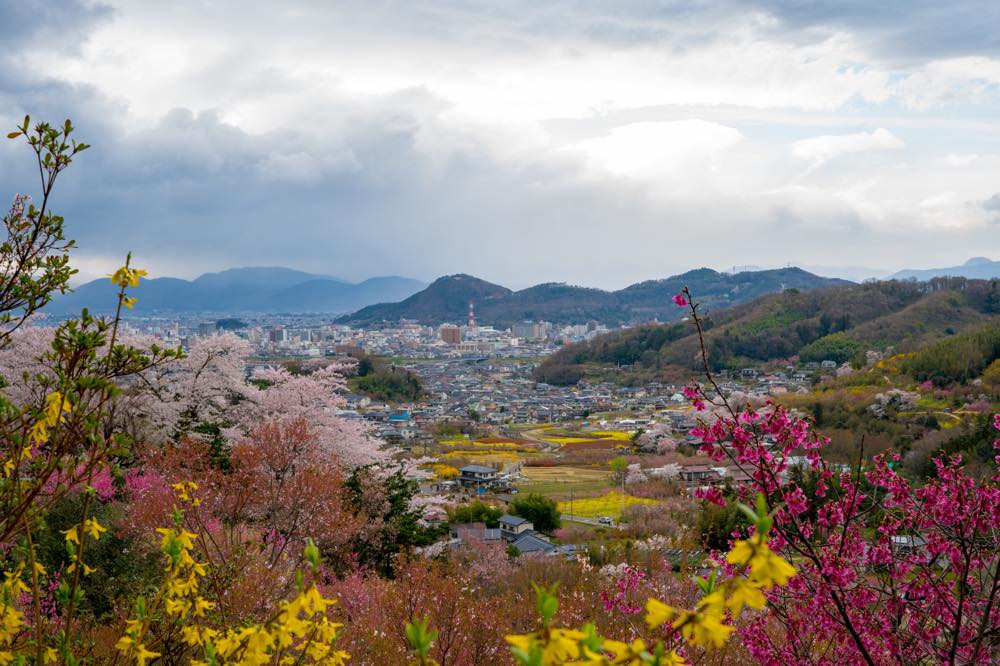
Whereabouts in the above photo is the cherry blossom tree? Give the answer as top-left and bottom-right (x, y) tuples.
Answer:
(236, 364), (389, 467)
(120, 334), (388, 468)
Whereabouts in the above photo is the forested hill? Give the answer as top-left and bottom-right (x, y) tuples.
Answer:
(534, 277), (1000, 385)
(336, 267), (848, 327)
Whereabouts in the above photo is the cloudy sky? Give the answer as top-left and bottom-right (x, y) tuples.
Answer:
(2, 1), (1000, 289)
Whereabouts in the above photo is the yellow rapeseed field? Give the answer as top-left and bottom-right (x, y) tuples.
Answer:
(558, 491), (659, 518)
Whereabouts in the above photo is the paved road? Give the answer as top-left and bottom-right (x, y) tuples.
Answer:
(519, 427), (561, 452)
(561, 513), (623, 529)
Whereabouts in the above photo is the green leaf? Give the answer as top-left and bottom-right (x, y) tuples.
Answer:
(304, 537), (320, 569)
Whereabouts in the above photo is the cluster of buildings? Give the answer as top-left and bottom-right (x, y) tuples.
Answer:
(443, 515), (586, 557)
(119, 312), (611, 361)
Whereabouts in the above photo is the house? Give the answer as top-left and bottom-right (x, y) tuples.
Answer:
(678, 464), (721, 486)
(498, 514), (534, 540)
(458, 465), (499, 488)
(548, 543), (587, 558)
(452, 523), (503, 545)
(891, 535), (928, 556)
(511, 532), (554, 554)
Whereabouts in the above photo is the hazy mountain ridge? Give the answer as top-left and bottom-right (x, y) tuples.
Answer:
(336, 267), (850, 327)
(891, 257), (1000, 281)
(48, 267), (426, 314)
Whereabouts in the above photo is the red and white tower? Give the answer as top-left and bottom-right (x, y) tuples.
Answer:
(468, 301), (477, 328)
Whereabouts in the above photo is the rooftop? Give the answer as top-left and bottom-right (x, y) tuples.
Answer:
(459, 464), (496, 474)
(499, 514), (530, 527)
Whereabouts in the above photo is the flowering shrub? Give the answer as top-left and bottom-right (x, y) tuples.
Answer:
(503, 496), (795, 665)
(674, 286), (1000, 665)
(115, 484), (350, 665)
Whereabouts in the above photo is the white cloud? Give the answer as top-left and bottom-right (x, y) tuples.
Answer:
(792, 128), (905, 163)
(899, 57), (1000, 110)
(574, 120), (743, 188)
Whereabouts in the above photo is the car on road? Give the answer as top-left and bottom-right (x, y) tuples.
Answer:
(598, 516), (614, 525)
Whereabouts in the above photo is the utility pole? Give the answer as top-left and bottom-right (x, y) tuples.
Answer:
(620, 469), (625, 524)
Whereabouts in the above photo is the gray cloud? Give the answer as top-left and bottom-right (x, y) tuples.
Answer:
(747, 1), (1000, 62)
(0, 0), (113, 54)
(2, 1), (1000, 289)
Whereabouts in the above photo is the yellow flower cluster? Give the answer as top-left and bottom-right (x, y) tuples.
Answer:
(173, 480), (202, 505)
(431, 464), (460, 479)
(108, 262), (147, 308)
(26, 391), (71, 447)
(9, 391), (70, 477)
(643, 532), (795, 653)
(205, 585), (349, 665)
(507, 623), (686, 666)
(108, 265), (148, 288)
(506, 498), (796, 666)
(0, 565), (28, 664)
(116, 483), (350, 665)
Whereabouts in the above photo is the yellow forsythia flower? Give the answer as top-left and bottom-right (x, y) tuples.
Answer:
(44, 391), (71, 426)
(108, 266), (148, 288)
(644, 598), (676, 629)
(507, 629), (587, 665)
(83, 517), (107, 540)
(134, 644), (160, 666)
(726, 580), (767, 615)
(674, 609), (733, 650)
(727, 534), (796, 588)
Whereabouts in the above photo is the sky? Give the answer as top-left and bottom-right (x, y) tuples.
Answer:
(2, 1), (1000, 289)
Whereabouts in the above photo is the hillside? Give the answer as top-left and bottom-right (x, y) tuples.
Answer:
(339, 274), (514, 325)
(336, 267), (848, 327)
(47, 267), (426, 314)
(535, 277), (1000, 385)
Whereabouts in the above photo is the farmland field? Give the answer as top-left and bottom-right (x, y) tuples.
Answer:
(517, 466), (612, 497)
(557, 491), (660, 519)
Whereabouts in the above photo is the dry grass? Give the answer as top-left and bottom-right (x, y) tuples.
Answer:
(517, 466), (613, 497)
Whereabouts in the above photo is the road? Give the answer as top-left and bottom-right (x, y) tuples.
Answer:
(561, 513), (624, 529)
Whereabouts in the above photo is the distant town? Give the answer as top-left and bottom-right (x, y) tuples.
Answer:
(105, 304), (852, 444)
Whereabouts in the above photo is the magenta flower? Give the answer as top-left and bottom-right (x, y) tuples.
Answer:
(672, 293), (688, 307)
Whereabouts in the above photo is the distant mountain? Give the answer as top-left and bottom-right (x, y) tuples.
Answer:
(47, 267), (426, 314)
(336, 267), (850, 327)
(891, 257), (1000, 281)
(534, 278), (1000, 385)
(193, 267), (349, 289)
(339, 274), (513, 325)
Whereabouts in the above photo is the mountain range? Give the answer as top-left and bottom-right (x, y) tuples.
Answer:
(535, 277), (1000, 385)
(335, 267), (850, 327)
(49, 258), (998, 319)
(47, 267), (427, 314)
(891, 257), (1000, 281)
